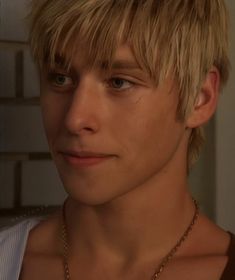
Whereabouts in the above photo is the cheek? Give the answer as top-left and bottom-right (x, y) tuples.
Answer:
(40, 94), (66, 143)
(114, 101), (183, 164)
(124, 121), (184, 179)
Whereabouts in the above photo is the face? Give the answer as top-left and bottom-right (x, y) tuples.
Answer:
(40, 44), (188, 205)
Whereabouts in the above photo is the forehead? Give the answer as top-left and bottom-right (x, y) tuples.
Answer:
(51, 44), (142, 72)
(35, 0), (176, 85)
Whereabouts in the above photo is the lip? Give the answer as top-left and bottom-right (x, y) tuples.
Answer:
(58, 150), (115, 167)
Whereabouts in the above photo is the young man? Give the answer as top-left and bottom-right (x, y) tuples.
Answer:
(0, 0), (234, 279)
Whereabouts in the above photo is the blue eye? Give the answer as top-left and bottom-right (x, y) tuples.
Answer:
(108, 78), (133, 90)
(54, 75), (67, 85)
(52, 73), (73, 86)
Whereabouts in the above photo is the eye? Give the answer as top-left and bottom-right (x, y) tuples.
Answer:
(108, 77), (134, 91)
(49, 73), (74, 87)
(54, 74), (71, 86)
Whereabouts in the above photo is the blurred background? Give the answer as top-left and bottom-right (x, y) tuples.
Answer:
(0, 0), (234, 231)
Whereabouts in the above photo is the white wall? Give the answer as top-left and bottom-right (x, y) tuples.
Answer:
(216, 0), (235, 232)
(0, 0), (66, 223)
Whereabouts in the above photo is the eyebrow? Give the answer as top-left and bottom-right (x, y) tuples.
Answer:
(47, 54), (141, 72)
(109, 60), (141, 70)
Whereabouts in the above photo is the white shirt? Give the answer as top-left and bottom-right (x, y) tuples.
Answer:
(0, 219), (41, 280)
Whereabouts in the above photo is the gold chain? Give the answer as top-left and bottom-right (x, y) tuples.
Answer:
(61, 198), (199, 280)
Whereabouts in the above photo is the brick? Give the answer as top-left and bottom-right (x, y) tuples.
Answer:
(24, 49), (40, 97)
(0, 105), (48, 152)
(0, 106), (5, 151)
(0, 0), (29, 42)
(0, 49), (15, 97)
(21, 161), (66, 206)
(0, 161), (15, 208)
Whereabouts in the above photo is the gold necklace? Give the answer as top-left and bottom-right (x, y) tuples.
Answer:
(61, 198), (199, 280)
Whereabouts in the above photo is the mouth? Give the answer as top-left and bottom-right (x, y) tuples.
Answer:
(58, 150), (115, 167)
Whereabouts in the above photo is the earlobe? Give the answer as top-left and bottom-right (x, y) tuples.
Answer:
(186, 67), (220, 128)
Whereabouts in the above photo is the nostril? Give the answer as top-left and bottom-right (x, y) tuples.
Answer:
(83, 127), (94, 132)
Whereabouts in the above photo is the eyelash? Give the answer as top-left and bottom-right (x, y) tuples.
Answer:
(106, 77), (135, 92)
(47, 72), (75, 89)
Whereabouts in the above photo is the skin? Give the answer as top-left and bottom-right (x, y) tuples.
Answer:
(20, 45), (230, 280)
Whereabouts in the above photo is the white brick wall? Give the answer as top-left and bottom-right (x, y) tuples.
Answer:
(0, 161), (15, 208)
(24, 49), (40, 97)
(0, 106), (48, 152)
(0, 49), (15, 97)
(0, 0), (67, 216)
(0, 0), (29, 42)
(21, 161), (66, 206)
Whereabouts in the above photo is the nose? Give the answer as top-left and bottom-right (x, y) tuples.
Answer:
(64, 76), (101, 136)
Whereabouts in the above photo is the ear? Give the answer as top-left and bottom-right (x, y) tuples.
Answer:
(186, 67), (220, 128)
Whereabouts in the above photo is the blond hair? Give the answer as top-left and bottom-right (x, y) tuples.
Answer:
(28, 0), (230, 168)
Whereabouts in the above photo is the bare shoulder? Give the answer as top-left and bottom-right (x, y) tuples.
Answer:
(20, 211), (63, 280)
(169, 213), (231, 280)
(188, 213), (231, 256)
(20, 212), (232, 280)
(26, 211), (63, 256)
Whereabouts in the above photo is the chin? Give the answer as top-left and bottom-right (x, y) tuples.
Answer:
(61, 179), (124, 207)
(66, 191), (120, 207)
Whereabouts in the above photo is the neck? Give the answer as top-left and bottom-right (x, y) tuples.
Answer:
(63, 181), (196, 263)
